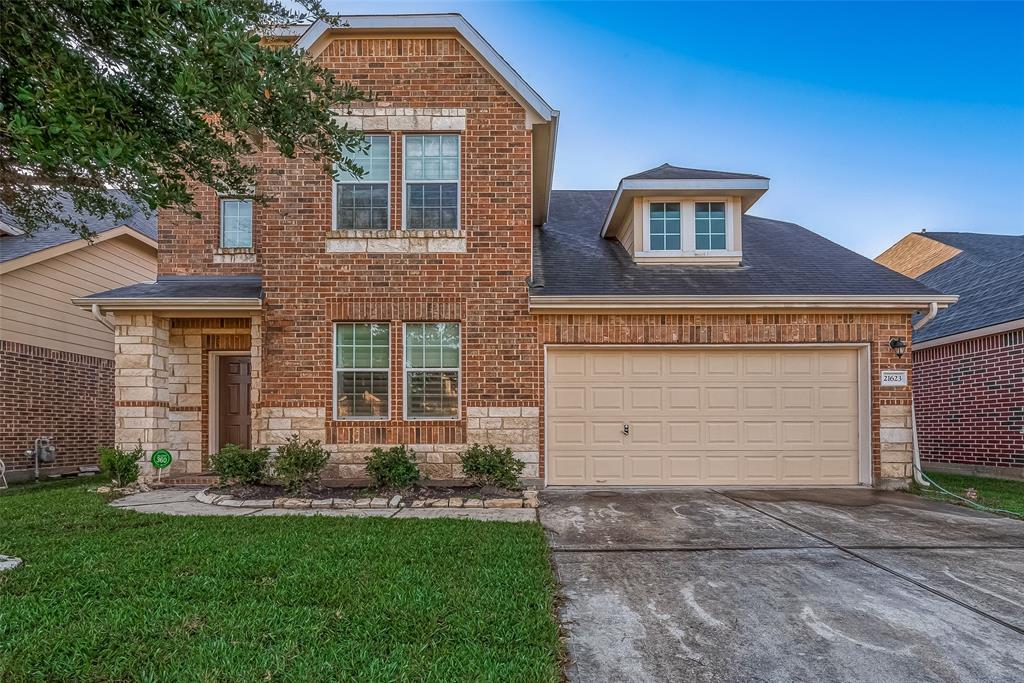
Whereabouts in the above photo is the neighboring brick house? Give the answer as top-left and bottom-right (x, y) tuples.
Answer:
(877, 231), (1024, 479)
(0, 196), (157, 482)
(78, 14), (954, 490)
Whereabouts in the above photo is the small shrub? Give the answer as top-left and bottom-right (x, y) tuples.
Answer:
(210, 443), (271, 487)
(460, 443), (525, 490)
(273, 435), (330, 495)
(365, 445), (420, 489)
(98, 444), (142, 486)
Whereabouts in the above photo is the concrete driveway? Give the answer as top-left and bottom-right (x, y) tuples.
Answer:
(540, 488), (1024, 682)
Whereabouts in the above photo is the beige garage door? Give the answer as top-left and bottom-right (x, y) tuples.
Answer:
(546, 347), (862, 486)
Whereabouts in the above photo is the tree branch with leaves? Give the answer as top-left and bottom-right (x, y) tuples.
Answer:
(0, 0), (370, 237)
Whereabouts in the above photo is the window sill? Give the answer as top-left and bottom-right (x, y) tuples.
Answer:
(214, 247), (256, 264)
(326, 229), (466, 254)
(634, 250), (742, 266)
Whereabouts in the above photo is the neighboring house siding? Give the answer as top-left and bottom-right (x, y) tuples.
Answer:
(0, 340), (114, 477)
(0, 235), (156, 477)
(156, 36), (541, 478)
(0, 236), (157, 359)
(913, 330), (1024, 472)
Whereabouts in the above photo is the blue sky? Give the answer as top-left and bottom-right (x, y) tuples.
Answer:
(330, 1), (1024, 257)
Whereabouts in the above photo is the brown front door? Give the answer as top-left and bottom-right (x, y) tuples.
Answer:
(219, 356), (251, 449)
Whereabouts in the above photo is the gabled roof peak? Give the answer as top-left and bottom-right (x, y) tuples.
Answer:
(624, 163), (768, 182)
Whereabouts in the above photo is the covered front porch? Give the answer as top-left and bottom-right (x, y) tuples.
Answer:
(74, 276), (270, 479)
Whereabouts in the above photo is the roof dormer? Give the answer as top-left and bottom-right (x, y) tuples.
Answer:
(600, 164), (769, 266)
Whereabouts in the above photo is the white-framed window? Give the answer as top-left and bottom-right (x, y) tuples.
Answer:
(220, 199), (253, 248)
(695, 201), (727, 250)
(404, 322), (460, 420)
(647, 201), (682, 251)
(403, 134), (460, 230)
(334, 322), (390, 420)
(335, 134), (390, 230)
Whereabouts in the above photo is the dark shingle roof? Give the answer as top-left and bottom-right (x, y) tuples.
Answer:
(83, 276), (262, 300)
(532, 190), (941, 297)
(624, 163), (768, 181)
(0, 193), (156, 264)
(910, 233), (1024, 343)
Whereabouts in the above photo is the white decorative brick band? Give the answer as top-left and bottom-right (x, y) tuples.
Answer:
(334, 107), (466, 132)
(254, 407), (327, 447)
(326, 230), (466, 254)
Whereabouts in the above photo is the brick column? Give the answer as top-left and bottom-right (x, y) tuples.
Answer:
(113, 313), (170, 479)
(879, 405), (914, 489)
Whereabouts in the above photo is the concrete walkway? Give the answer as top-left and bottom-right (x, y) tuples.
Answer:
(111, 488), (537, 522)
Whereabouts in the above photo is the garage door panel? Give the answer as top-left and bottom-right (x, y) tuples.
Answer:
(590, 386), (625, 411)
(546, 348), (861, 486)
(668, 387), (701, 410)
(592, 353), (625, 377)
(705, 386), (740, 410)
(628, 386), (664, 411)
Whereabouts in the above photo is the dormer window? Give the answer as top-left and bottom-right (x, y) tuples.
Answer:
(649, 202), (681, 251)
(695, 202), (727, 250)
(602, 164), (770, 266)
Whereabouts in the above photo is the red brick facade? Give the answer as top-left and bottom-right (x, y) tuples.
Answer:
(0, 340), (114, 477)
(156, 36), (540, 464)
(913, 329), (1024, 470)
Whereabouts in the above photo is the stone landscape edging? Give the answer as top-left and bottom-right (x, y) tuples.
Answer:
(195, 488), (539, 510)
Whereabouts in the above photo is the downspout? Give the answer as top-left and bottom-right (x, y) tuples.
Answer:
(910, 302), (939, 486)
(91, 303), (115, 332)
(913, 301), (938, 331)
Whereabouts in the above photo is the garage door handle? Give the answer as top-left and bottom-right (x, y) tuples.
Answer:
(622, 424), (630, 435)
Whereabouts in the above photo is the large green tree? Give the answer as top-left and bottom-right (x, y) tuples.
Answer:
(0, 0), (368, 237)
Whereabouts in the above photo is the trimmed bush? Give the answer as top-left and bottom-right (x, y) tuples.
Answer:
(365, 445), (420, 490)
(273, 435), (330, 495)
(98, 444), (142, 486)
(460, 443), (525, 490)
(210, 443), (271, 486)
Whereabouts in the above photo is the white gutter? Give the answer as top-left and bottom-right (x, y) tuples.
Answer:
(913, 302), (939, 331)
(72, 297), (262, 311)
(911, 399), (929, 488)
(912, 317), (1024, 351)
(530, 294), (959, 311)
(90, 304), (115, 332)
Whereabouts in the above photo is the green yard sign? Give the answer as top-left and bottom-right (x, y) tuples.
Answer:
(151, 449), (173, 470)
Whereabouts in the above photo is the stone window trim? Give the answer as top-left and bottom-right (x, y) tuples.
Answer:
(213, 247), (257, 264)
(325, 229), (467, 254)
(333, 107), (467, 133)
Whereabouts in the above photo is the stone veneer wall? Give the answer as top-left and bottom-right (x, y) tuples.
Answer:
(113, 314), (252, 478)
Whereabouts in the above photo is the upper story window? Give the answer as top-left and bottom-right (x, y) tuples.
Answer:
(648, 202), (681, 251)
(404, 134), (459, 230)
(220, 199), (253, 248)
(695, 202), (727, 250)
(336, 135), (390, 230)
(335, 322), (390, 420)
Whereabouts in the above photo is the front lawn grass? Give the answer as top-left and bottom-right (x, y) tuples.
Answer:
(918, 470), (1024, 517)
(0, 480), (561, 682)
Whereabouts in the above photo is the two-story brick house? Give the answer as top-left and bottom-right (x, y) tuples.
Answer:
(79, 14), (955, 490)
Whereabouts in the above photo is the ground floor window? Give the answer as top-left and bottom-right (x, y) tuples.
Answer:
(335, 323), (390, 419)
(404, 322), (460, 419)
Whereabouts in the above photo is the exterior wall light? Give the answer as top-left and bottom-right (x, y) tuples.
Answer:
(889, 337), (907, 359)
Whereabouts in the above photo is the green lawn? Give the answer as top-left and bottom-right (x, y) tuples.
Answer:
(918, 470), (1024, 517)
(0, 481), (562, 682)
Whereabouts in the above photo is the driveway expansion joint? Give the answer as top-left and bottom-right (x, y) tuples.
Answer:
(712, 489), (1024, 637)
